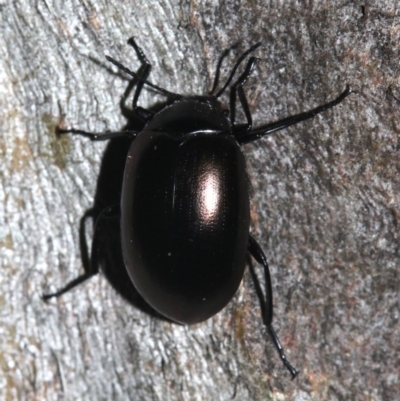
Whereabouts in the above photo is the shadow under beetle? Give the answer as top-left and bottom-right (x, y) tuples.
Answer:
(44, 37), (352, 378)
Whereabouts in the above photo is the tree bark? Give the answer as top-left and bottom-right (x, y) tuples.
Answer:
(0, 1), (399, 400)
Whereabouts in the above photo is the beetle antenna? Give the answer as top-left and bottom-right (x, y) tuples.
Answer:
(214, 42), (261, 98)
(105, 55), (183, 100)
(209, 44), (239, 95)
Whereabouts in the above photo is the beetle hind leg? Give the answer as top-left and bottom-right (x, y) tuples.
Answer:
(248, 234), (299, 379)
(43, 204), (120, 300)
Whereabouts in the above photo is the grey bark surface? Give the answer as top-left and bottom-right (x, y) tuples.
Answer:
(0, 1), (399, 400)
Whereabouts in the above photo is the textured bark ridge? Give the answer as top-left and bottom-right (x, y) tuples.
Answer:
(0, 2), (399, 400)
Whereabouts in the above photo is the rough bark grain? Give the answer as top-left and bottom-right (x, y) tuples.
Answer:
(0, 1), (399, 400)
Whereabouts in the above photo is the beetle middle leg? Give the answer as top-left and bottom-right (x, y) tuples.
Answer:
(248, 235), (298, 379)
(43, 204), (120, 299)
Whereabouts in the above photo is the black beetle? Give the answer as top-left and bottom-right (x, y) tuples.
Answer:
(44, 37), (351, 379)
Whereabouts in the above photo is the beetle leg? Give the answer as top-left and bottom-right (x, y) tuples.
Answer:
(127, 37), (155, 122)
(237, 86), (352, 145)
(43, 204), (120, 300)
(56, 127), (139, 141)
(248, 235), (299, 379)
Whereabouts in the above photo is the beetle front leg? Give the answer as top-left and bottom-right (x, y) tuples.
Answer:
(237, 86), (352, 145)
(248, 234), (299, 379)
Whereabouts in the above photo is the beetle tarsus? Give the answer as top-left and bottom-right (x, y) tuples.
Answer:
(267, 325), (299, 379)
(42, 272), (95, 300)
